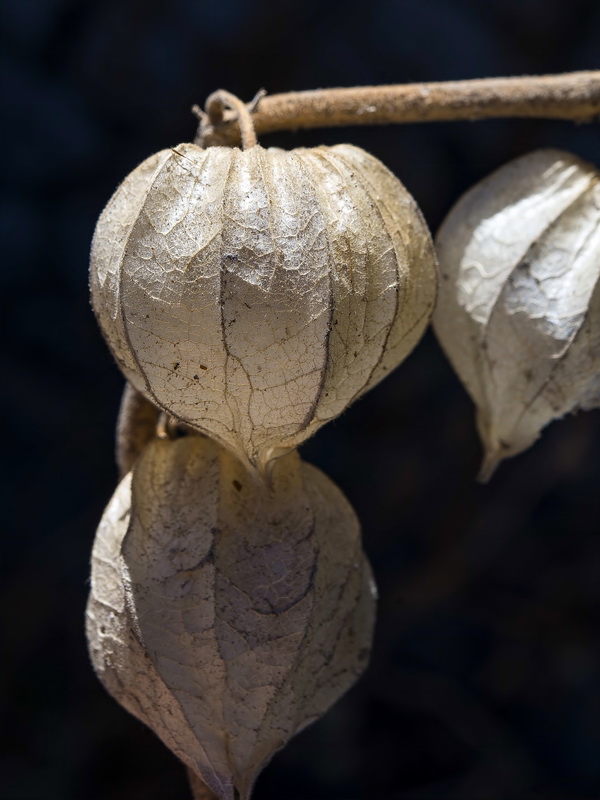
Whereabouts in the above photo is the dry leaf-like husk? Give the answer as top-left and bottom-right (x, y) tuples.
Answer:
(90, 142), (437, 470)
(432, 149), (600, 478)
(86, 435), (376, 800)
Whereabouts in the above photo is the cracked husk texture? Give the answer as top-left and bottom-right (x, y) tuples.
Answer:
(90, 143), (437, 471)
(433, 149), (600, 479)
(86, 435), (376, 800)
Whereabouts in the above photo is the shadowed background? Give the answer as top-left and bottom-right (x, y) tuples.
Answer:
(1, 1), (599, 798)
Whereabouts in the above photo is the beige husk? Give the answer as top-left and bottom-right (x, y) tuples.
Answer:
(86, 75), (600, 799)
(90, 143), (437, 471)
(433, 149), (600, 478)
(86, 436), (376, 800)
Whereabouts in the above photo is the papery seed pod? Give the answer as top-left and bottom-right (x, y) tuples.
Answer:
(90, 143), (437, 470)
(433, 149), (600, 478)
(86, 435), (376, 800)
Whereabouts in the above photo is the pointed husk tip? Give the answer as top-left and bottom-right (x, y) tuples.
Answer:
(477, 448), (503, 483)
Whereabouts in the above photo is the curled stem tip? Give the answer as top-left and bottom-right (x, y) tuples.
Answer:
(197, 89), (265, 149)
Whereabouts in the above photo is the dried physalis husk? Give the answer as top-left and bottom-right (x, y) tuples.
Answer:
(86, 435), (376, 800)
(90, 143), (437, 470)
(433, 149), (600, 479)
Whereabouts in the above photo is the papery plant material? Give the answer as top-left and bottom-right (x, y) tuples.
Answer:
(90, 142), (437, 471)
(433, 149), (600, 479)
(86, 435), (376, 800)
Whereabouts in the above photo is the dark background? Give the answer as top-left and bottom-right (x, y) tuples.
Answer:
(2, 1), (599, 798)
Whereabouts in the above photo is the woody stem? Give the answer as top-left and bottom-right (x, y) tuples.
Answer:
(196, 71), (600, 147)
(115, 384), (160, 478)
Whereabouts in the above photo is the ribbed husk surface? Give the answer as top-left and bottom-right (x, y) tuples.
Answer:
(433, 149), (600, 478)
(90, 143), (437, 470)
(86, 435), (376, 800)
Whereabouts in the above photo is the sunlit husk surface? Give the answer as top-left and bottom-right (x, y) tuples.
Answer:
(86, 435), (376, 800)
(90, 143), (437, 470)
(433, 149), (600, 478)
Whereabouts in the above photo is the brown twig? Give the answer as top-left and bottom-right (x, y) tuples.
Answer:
(195, 71), (600, 147)
(115, 383), (160, 477)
